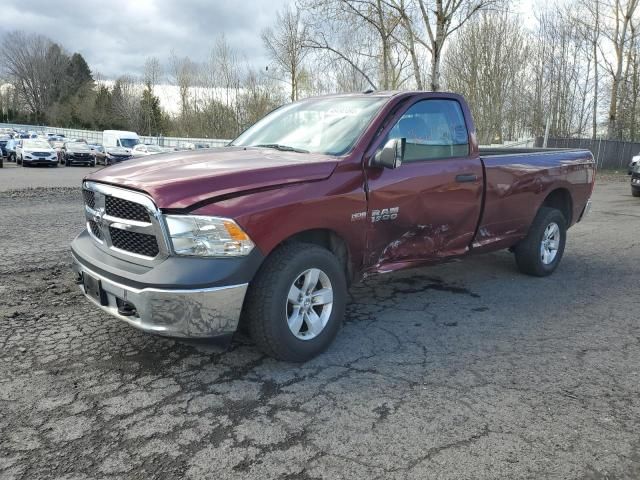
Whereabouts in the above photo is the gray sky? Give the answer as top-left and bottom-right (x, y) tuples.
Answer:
(0, 0), (292, 79)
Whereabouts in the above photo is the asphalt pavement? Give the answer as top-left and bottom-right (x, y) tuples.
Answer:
(1, 167), (638, 479)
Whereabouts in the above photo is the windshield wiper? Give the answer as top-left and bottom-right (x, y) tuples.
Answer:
(254, 143), (309, 154)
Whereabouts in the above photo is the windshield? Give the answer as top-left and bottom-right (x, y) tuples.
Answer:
(69, 143), (90, 151)
(119, 138), (139, 148)
(23, 139), (51, 149)
(232, 96), (387, 156)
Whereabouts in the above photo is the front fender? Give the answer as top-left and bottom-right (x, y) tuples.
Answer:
(189, 168), (368, 273)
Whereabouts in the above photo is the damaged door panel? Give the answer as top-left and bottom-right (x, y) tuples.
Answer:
(364, 98), (484, 272)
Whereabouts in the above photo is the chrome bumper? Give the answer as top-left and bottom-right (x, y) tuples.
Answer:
(71, 255), (247, 338)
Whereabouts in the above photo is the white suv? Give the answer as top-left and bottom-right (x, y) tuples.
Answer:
(17, 139), (58, 167)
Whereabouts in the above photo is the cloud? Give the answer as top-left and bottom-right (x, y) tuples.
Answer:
(0, 0), (292, 79)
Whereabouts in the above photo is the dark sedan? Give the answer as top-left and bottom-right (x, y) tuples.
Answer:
(62, 142), (96, 167)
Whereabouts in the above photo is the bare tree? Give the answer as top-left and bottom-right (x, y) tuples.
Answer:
(575, 0), (602, 140)
(0, 31), (68, 120)
(111, 75), (142, 129)
(169, 52), (197, 134)
(300, 0), (408, 90)
(389, 0), (504, 91)
(262, 7), (309, 101)
(143, 57), (162, 92)
(601, 0), (640, 139)
(443, 11), (528, 143)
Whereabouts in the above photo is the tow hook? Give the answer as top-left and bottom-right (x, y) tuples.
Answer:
(116, 298), (137, 317)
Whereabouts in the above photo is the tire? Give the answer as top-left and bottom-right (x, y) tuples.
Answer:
(514, 207), (567, 277)
(244, 243), (347, 362)
(9, 153), (15, 162)
(632, 188), (640, 198)
(17, 155), (22, 165)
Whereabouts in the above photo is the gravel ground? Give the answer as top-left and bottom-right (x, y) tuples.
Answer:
(0, 162), (101, 191)
(1, 169), (639, 479)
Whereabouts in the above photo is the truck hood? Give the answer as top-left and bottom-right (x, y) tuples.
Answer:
(86, 147), (339, 209)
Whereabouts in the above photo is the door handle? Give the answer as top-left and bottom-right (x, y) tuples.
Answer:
(455, 174), (478, 183)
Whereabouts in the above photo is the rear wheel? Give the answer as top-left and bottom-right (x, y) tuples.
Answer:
(244, 243), (347, 362)
(514, 207), (567, 277)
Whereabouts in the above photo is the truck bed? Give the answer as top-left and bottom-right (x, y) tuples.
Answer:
(479, 147), (584, 157)
(472, 147), (595, 253)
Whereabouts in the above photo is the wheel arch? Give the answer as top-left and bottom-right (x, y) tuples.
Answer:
(272, 228), (353, 285)
(541, 188), (573, 226)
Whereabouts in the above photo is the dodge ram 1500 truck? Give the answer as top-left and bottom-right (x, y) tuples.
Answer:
(71, 91), (595, 361)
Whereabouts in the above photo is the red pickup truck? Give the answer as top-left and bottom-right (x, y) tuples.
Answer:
(71, 92), (595, 361)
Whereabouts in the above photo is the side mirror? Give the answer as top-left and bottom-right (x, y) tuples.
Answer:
(372, 138), (405, 169)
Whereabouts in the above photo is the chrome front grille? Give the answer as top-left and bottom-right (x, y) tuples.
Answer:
(88, 220), (102, 239)
(82, 181), (169, 264)
(83, 189), (95, 209)
(109, 227), (159, 257)
(105, 196), (149, 222)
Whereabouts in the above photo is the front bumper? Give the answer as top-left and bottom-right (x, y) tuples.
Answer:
(71, 230), (263, 338)
(72, 254), (248, 338)
(25, 157), (57, 164)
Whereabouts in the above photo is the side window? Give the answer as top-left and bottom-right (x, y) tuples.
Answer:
(385, 99), (469, 163)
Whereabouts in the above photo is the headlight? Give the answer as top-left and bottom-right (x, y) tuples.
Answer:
(164, 215), (255, 257)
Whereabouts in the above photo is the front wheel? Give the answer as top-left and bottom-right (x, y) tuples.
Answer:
(632, 188), (640, 198)
(514, 207), (567, 277)
(244, 243), (347, 362)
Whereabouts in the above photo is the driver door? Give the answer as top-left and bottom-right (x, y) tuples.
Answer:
(364, 97), (484, 271)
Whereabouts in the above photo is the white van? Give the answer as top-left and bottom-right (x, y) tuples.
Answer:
(102, 130), (140, 149)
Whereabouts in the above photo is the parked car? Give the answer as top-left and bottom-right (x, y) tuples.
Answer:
(629, 152), (640, 174)
(132, 144), (164, 157)
(71, 91), (595, 361)
(17, 138), (58, 167)
(89, 144), (106, 164)
(103, 130), (140, 149)
(5, 139), (21, 162)
(631, 162), (640, 197)
(0, 134), (11, 158)
(61, 141), (96, 167)
(49, 140), (65, 163)
(102, 146), (133, 165)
